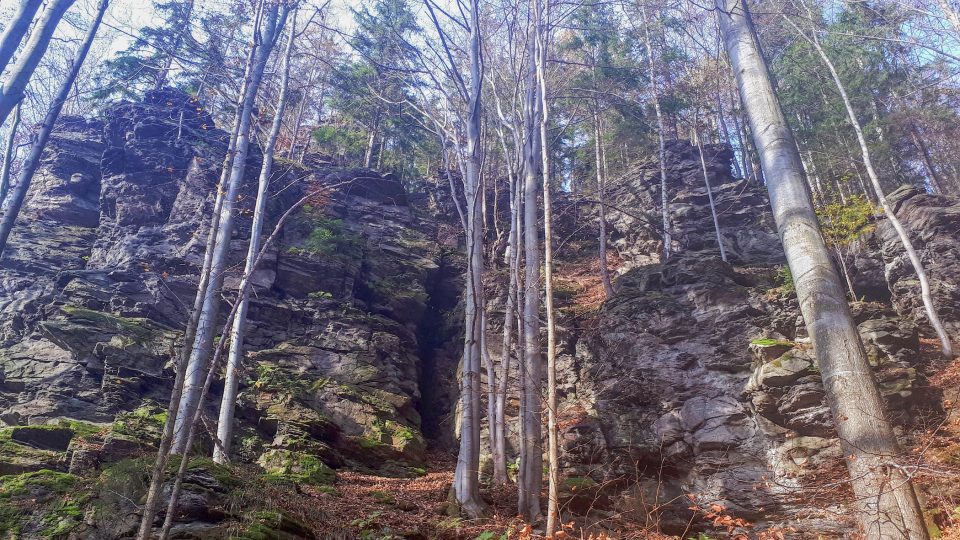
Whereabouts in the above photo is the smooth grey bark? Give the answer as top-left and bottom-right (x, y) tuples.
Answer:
(0, 0), (76, 126)
(452, 0), (486, 518)
(793, 20), (953, 359)
(639, 2), (671, 260)
(0, 0), (104, 257)
(173, 2), (288, 452)
(718, 1), (930, 537)
(694, 131), (727, 262)
(518, 25), (543, 521)
(0, 0), (43, 75)
(593, 109), (615, 298)
(535, 1), (559, 532)
(493, 157), (519, 486)
(0, 102), (20, 206)
(159, 178), (315, 540)
(214, 8), (298, 464)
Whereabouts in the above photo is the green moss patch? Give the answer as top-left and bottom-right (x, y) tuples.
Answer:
(257, 450), (335, 486)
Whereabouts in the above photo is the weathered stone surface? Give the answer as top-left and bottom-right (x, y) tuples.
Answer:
(0, 89), (461, 481)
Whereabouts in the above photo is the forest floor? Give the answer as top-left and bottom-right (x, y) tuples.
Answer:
(914, 338), (960, 540)
(257, 338), (960, 540)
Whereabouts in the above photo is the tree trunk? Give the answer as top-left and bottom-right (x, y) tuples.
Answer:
(0, 0), (76, 126)
(798, 22), (953, 359)
(535, 3), (559, 532)
(835, 244), (857, 300)
(718, 1), (931, 537)
(695, 131), (727, 262)
(136, 158), (229, 540)
(0, 102), (21, 206)
(159, 172), (313, 540)
(910, 127), (945, 195)
(214, 8), (298, 464)
(640, 2), (671, 260)
(594, 109), (615, 298)
(0, 0), (43, 75)
(364, 112), (380, 168)
(0, 0), (104, 257)
(173, 1), (288, 453)
(453, 0), (486, 518)
(492, 161), (519, 486)
(518, 28), (543, 522)
(153, 0), (195, 90)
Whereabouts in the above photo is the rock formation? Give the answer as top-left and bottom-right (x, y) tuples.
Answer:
(0, 96), (957, 538)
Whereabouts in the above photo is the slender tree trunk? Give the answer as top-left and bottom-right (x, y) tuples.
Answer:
(796, 22), (953, 359)
(214, 9), (298, 464)
(535, 3), (559, 533)
(0, 102), (21, 206)
(594, 109), (615, 297)
(492, 164), (519, 486)
(695, 131), (727, 262)
(453, 0), (486, 518)
(159, 180), (314, 540)
(518, 32), (543, 522)
(364, 112), (380, 168)
(640, 2), (671, 260)
(910, 127), (945, 195)
(0, 0), (43, 75)
(835, 244), (857, 300)
(718, 1), (931, 537)
(0, 0), (104, 256)
(137, 158), (229, 540)
(173, 2), (288, 453)
(0, 0), (76, 126)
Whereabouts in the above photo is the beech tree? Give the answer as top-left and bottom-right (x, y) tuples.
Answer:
(0, 0), (43, 74)
(716, 0), (930, 537)
(0, 0), (107, 256)
(214, 7), (300, 464)
(172, 0), (290, 453)
(0, 0), (77, 126)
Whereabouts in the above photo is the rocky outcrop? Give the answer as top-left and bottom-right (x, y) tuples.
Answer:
(553, 141), (951, 536)
(605, 141), (784, 269)
(2, 90), (958, 539)
(0, 90), (463, 535)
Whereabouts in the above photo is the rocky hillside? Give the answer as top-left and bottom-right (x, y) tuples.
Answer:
(0, 94), (959, 538)
(540, 141), (960, 536)
(0, 90), (465, 537)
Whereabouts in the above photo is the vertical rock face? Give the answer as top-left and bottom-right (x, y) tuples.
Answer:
(875, 186), (960, 338)
(1, 91), (958, 537)
(0, 90), (463, 480)
(555, 140), (954, 534)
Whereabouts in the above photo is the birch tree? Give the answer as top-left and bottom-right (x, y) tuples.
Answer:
(0, 0), (77, 126)
(0, 0), (107, 257)
(716, 0), (930, 537)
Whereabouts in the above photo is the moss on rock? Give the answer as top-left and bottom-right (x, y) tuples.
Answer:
(257, 449), (335, 486)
